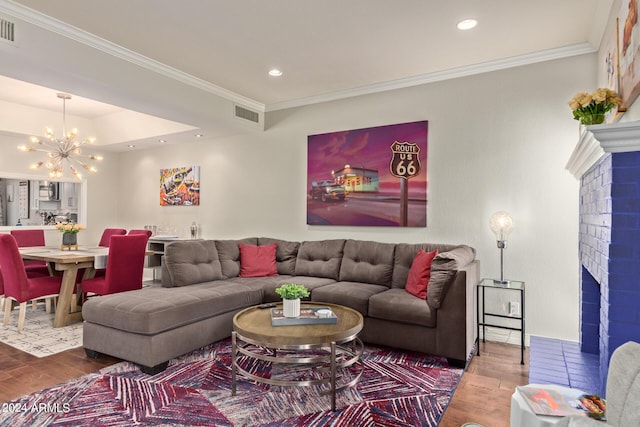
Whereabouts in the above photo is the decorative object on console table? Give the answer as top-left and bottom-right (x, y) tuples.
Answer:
(568, 88), (621, 125)
(274, 283), (309, 318)
(489, 211), (513, 284)
(56, 222), (84, 250)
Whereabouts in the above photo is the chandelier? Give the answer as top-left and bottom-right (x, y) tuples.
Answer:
(17, 93), (103, 180)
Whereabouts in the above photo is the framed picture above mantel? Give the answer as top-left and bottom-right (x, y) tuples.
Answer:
(619, 0), (640, 110)
(160, 166), (200, 206)
(307, 120), (428, 227)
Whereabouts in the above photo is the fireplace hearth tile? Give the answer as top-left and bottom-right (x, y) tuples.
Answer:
(529, 336), (602, 395)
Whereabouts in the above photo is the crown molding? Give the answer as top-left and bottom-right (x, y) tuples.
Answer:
(566, 126), (605, 179)
(566, 121), (640, 179)
(0, 0), (265, 113)
(266, 42), (596, 112)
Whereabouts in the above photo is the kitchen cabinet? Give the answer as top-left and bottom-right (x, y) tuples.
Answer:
(30, 180), (39, 210)
(60, 182), (78, 210)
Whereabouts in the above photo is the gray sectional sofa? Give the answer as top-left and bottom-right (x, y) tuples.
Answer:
(82, 237), (479, 374)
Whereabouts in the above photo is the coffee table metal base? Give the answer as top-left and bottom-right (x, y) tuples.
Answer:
(231, 331), (364, 411)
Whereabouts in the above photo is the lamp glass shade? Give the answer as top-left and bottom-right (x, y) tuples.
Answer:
(489, 211), (513, 241)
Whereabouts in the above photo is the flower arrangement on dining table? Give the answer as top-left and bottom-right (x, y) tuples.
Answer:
(55, 222), (85, 234)
(568, 88), (621, 125)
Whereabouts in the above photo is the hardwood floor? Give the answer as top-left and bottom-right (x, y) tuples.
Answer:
(440, 341), (530, 427)
(0, 340), (528, 426)
(0, 342), (119, 403)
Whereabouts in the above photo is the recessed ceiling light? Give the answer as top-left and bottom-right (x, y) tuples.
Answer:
(158, 139), (166, 143)
(195, 134), (203, 138)
(457, 19), (477, 30)
(127, 144), (135, 148)
(268, 68), (283, 77)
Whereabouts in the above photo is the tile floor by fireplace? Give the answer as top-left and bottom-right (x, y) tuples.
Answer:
(528, 336), (602, 395)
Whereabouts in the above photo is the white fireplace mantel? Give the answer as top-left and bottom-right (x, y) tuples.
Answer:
(566, 120), (640, 179)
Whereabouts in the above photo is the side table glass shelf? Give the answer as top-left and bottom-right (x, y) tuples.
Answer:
(476, 278), (525, 364)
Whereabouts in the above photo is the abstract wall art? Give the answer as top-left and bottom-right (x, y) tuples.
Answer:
(160, 166), (200, 206)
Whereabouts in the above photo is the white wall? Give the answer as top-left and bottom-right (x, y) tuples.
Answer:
(114, 53), (596, 341)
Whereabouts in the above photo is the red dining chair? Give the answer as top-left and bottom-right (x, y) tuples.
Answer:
(98, 228), (127, 247)
(82, 234), (148, 297)
(128, 229), (153, 238)
(10, 229), (50, 278)
(94, 228), (127, 278)
(0, 234), (62, 332)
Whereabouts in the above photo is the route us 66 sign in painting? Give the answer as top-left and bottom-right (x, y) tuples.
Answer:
(390, 141), (421, 179)
(307, 120), (428, 227)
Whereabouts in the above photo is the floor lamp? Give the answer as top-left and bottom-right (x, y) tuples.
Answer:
(489, 211), (513, 284)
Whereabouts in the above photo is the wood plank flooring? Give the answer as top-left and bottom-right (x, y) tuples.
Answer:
(0, 342), (119, 403)
(439, 341), (530, 427)
(0, 340), (528, 426)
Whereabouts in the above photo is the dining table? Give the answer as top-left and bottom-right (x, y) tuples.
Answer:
(19, 246), (109, 328)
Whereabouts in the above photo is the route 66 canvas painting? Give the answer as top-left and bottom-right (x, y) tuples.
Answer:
(307, 121), (428, 227)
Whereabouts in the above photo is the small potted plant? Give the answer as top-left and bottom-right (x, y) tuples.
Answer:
(55, 221), (85, 249)
(275, 283), (310, 318)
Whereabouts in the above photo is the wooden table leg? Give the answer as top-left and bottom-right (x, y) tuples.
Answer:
(52, 268), (77, 328)
(52, 262), (91, 328)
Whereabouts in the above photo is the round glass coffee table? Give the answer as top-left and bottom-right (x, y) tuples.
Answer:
(231, 302), (364, 411)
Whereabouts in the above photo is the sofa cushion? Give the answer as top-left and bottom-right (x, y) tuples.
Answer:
(215, 238), (258, 278)
(258, 237), (300, 275)
(224, 275), (335, 303)
(369, 288), (436, 327)
(239, 243), (278, 277)
(428, 245), (476, 309)
(405, 249), (438, 299)
(162, 240), (223, 287)
(339, 239), (395, 286)
(82, 282), (264, 335)
(295, 239), (346, 280)
(391, 243), (458, 289)
(311, 281), (387, 316)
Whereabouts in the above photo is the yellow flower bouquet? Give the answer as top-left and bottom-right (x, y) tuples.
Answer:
(55, 222), (85, 234)
(568, 88), (621, 125)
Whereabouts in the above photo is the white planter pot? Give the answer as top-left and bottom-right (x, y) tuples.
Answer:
(283, 298), (300, 318)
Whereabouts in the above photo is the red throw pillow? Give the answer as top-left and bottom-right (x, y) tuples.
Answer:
(239, 243), (278, 278)
(405, 249), (438, 299)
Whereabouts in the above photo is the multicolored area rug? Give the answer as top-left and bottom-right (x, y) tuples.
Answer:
(0, 304), (82, 357)
(0, 338), (463, 426)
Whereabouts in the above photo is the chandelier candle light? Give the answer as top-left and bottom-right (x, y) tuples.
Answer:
(489, 211), (513, 284)
(17, 93), (103, 180)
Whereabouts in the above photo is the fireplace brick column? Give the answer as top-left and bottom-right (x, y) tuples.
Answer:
(568, 121), (640, 392)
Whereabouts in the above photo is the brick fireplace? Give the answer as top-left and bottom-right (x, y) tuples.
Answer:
(567, 121), (640, 391)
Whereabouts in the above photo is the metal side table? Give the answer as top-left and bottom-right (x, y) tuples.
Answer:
(476, 278), (525, 364)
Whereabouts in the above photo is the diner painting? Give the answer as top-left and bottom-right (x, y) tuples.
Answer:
(307, 120), (428, 227)
(160, 166), (200, 206)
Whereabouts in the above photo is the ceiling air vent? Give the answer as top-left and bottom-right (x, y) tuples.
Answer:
(0, 18), (15, 44)
(234, 105), (260, 124)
